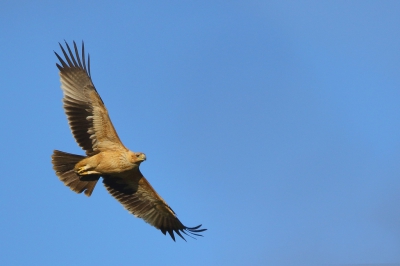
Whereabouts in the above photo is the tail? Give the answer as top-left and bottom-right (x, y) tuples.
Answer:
(51, 150), (100, 197)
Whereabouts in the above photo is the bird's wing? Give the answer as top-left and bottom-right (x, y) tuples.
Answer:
(103, 170), (206, 241)
(55, 41), (125, 155)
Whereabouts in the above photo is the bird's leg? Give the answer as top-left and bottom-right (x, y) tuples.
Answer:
(76, 165), (101, 175)
(74, 155), (102, 176)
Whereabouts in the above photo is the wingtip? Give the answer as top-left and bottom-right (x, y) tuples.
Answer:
(167, 230), (176, 242)
(55, 40), (91, 77)
(161, 223), (206, 242)
(187, 224), (207, 233)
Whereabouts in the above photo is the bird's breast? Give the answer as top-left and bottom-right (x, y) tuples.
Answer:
(94, 150), (137, 174)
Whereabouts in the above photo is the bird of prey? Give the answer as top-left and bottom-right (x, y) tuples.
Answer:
(51, 41), (206, 241)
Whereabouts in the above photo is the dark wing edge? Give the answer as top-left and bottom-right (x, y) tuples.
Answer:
(102, 175), (207, 242)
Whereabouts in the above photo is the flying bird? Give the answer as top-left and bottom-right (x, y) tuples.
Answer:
(51, 41), (206, 241)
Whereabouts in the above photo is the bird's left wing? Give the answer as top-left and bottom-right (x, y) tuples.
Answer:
(55, 41), (126, 155)
(103, 171), (206, 241)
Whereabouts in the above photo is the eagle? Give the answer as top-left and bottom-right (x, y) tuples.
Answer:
(51, 41), (206, 241)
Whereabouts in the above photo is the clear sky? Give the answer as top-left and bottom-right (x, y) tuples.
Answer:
(1, 1), (400, 265)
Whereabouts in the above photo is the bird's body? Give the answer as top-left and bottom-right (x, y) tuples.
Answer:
(51, 41), (206, 241)
(74, 150), (145, 176)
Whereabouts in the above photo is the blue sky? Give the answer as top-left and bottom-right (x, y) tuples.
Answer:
(1, 1), (400, 265)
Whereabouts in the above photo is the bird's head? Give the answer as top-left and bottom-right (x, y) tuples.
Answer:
(128, 151), (146, 167)
(134, 152), (146, 163)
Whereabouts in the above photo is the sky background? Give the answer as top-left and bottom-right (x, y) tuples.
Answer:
(1, 1), (400, 265)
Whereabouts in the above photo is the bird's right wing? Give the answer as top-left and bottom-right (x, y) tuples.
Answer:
(103, 170), (206, 241)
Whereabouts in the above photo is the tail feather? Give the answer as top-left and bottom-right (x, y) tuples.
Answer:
(51, 150), (99, 196)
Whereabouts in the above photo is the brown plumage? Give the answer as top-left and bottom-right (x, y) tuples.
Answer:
(51, 41), (206, 241)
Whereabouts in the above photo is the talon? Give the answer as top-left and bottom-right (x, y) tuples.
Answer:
(75, 166), (101, 176)
(76, 166), (88, 175)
